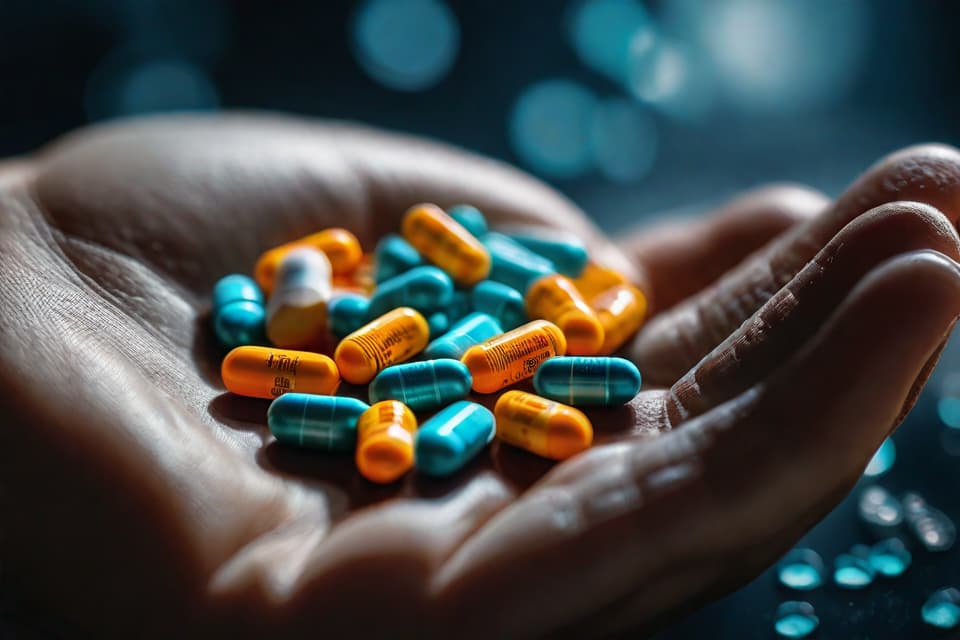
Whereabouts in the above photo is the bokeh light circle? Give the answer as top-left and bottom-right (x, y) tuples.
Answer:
(589, 98), (657, 182)
(568, 0), (654, 85)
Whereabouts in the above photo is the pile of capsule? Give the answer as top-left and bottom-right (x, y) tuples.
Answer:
(212, 203), (646, 483)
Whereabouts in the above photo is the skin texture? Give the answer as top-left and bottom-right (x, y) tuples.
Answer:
(2, 114), (960, 638)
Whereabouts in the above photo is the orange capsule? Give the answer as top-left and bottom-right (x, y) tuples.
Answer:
(461, 320), (566, 394)
(333, 254), (376, 295)
(266, 247), (332, 350)
(591, 283), (648, 355)
(494, 390), (593, 460)
(356, 400), (418, 484)
(334, 307), (430, 384)
(526, 273), (605, 355)
(255, 228), (363, 294)
(572, 262), (628, 302)
(221, 345), (340, 399)
(401, 203), (490, 286)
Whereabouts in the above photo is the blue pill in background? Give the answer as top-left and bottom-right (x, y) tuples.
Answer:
(211, 274), (266, 349)
(868, 538), (912, 577)
(366, 265), (454, 319)
(267, 394), (369, 451)
(446, 289), (474, 325)
(374, 233), (424, 283)
(773, 601), (819, 639)
(415, 400), (495, 476)
(776, 548), (825, 591)
(471, 280), (528, 330)
(448, 204), (488, 238)
(922, 587), (960, 630)
(213, 273), (264, 308)
(424, 312), (503, 360)
(833, 545), (875, 589)
(369, 359), (472, 412)
(481, 232), (556, 293)
(329, 293), (371, 338)
(427, 311), (450, 338)
(534, 356), (641, 406)
(506, 232), (589, 278)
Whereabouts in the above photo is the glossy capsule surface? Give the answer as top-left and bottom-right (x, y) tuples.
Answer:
(266, 247), (332, 349)
(329, 294), (370, 338)
(461, 320), (566, 393)
(494, 390), (593, 460)
(507, 232), (588, 278)
(573, 262), (627, 301)
(448, 204), (488, 238)
(374, 234), (423, 283)
(367, 265), (454, 319)
(255, 228), (363, 294)
(335, 307), (430, 384)
(222, 346), (340, 399)
(526, 273), (604, 355)
(268, 394), (367, 451)
(534, 357), (641, 406)
(369, 359), (472, 412)
(591, 284), (648, 354)
(471, 280), (527, 330)
(402, 203), (491, 286)
(482, 232), (556, 293)
(356, 400), (418, 484)
(424, 312), (504, 360)
(415, 401), (495, 476)
(211, 274), (265, 349)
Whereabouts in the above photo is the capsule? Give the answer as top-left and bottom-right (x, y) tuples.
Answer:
(591, 283), (648, 354)
(534, 356), (641, 406)
(255, 228), (363, 294)
(329, 294), (370, 338)
(369, 359), (472, 412)
(506, 232), (589, 278)
(211, 274), (266, 349)
(446, 289), (473, 325)
(415, 401), (495, 476)
(526, 273), (604, 355)
(333, 254), (376, 295)
(461, 320), (566, 394)
(448, 204), (488, 238)
(335, 307), (430, 384)
(221, 346), (340, 399)
(267, 394), (367, 451)
(494, 390), (593, 460)
(266, 247), (332, 349)
(427, 311), (449, 338)
(374, 234), (424, 283)
(356, 401), (418, 484)
(471, 280), (527, 330)
(424, 312), (504, 360)
(402, 203), (491, 286)
(367, 265), (454, 319)
(573, 262), (627, 301)
(482, 232), (556, 293)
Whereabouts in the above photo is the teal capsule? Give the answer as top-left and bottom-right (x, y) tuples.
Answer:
(446, 289), (473, 325)
(415, 401), (495, 476)
(424, 312), (504, 360)
(369, 359), (472, 412)
(507, 232), (589, 278)
(366, 265), (454, 319)
(481, 232), (556, 293)
(428, 311), (450, 338)
(267, 394), (368, 451)
(534, 357), (641, 406)
(375, 234), (424, 283)
(211, 274), (266, 349)
(448, 204), (488, 238)
(471, 280), (527, 330)
(329, 294), (370, 338)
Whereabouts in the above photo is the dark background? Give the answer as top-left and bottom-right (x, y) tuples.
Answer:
(2, 1), (959, 637)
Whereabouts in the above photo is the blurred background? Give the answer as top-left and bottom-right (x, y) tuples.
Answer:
(2, 1), (959, 638)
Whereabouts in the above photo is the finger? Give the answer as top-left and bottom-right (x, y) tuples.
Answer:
(620, 184), (827, 312)
(633, 144), (960, 383)
(432, 250), (960, 637)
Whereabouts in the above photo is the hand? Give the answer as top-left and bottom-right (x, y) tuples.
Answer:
(3, 115), (960, 638)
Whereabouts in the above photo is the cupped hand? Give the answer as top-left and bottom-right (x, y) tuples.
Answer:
(3, 115), (960, 638)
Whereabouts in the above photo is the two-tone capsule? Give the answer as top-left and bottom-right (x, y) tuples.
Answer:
(329, 293), (371, 339)
(369, 359), (472, 412)
(482, 232), (555, 293)
(534, 357), (641, 406)
(402, 203), (490, 286)
(255, 228), (363, 294)
(424, 312), (504, 360)
(266, 246), (332, 349)
(268, 394), (367, 451)
(471, 280), (527, 330)
(494, 390), (593, 460)
(448, 204), (488, 238)
(211, 274), (265, 349)
(526, 273), (604, 355)
(506, 231), (588, 278)
(415, 401), (495, 476)
(366, 265), (454, 319)
(356, 400), (418, 483)
(374, 234), (424, 283)
(335, 307), (430, 384)
(222, 346), (341, 399)
(591, 284), (648, 354)
(461, 319), (566, 393)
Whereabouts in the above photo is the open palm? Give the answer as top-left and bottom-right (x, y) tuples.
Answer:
(3, 115), (960, 638)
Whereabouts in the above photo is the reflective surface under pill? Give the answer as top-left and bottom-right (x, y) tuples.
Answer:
(369, 359), (472, 412)
(533, 356), (641, 406)
(212, 274), (266, 349)
(367, 265), (454, 319)
(903, 492), (956, 551)
(774, 601), (819, 639)
(424, 312), (504, 360)
(922, 587), (960, 629)
(507, 231), (588, 278)
(462, 319), (567, 393)
(268, 394), (368, 451)
(221, 345), (341, 399)
(356, 400), (417, 484)
(776, 549), (824, 591)
(448, 204), (488, 238)
(471, 280), (528, 330)
(482, 232), (556, 293)
(329, 293), (371, 338)
(833, 545), (875, 589)
(266, 246), (332, 350)
(335, 307), (430, 384)
(402, 203), (490, 286)
(415, 401), (495, 476)
(494, 390), (593, 460)
(374, 234), (424, 283)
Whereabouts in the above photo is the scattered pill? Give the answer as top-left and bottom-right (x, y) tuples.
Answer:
(335, 307), (430, 384)
(427, 311), (450, 338)
(402, 203), (490, 286)
(533, 356), (640, 406)
(903, 492), (956, 552)
(415, 400), (495, 476)
(868, 538), (912, 577)
(773, 601), (819, 639)
(833, 544), (875, 589)
(462, 319), (567, 393)
(329, 293), (371, 339)
(211, 274), (266, 349)
(255, 228), (362, 294)
(494, 390), (593, 460)
(446, 289), (473, 325)
(369, 359), (472, 412)
(268, 394), (367, 451)
(221, 346), (340, 399)
(863, 437), (896, 477)
(526, 273), (605, 355)
(424, 312), (504, 360)
(471, 280), (528, 330)
(507, 231), (589, 278)
(776, 549), (824, 591)
(590, 283), (648, 354)
(374, 234), (424, 283)
(482, 231), (556, 293)
(265, 246), (332, 350)
(355, 400), (417, 484)
(857, 485), (904, 537)
(922, 587), (960, 630)
(572, 261), (627, 301)
(366, 265), (454, 319)
(447, 204), (488, 238)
